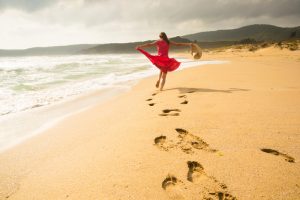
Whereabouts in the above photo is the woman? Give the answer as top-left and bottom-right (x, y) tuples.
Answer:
(136, 32), (192, 91)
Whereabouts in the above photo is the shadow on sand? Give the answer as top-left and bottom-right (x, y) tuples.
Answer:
(164, 87), (250, 94)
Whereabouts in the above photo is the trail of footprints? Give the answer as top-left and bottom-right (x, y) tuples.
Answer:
(154, 128), (217, 154)
(146, 90), (295, 199)
(162, 161), (236, 200)
(260, 148), (295, 163)
(178, 95), (188, 104)
(147, 91), (236, 199)
(160, 109), (181, 116)
(155, 129), (234, 199)
(146, 93), (189, 109)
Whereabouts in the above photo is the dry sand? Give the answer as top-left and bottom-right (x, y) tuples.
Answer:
(0, 47), (299, 199)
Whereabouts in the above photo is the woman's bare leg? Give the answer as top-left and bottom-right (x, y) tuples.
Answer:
(160, 72), (167, 91)
(156, 70), (162, 88)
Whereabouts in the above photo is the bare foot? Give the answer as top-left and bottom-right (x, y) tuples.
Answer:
(156, 81), (160, 88)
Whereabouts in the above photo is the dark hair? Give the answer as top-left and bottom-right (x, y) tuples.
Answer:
(159, 32), (169, 44)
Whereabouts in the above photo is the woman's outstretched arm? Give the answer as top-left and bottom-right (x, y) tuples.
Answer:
(136, 41), (157, 49)
(170, 41), (192, 47)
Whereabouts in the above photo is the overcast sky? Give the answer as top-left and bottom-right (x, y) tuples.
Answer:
(0, 0), (299, 49)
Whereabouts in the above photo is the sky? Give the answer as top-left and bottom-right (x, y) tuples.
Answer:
(0, 0), (299, 49)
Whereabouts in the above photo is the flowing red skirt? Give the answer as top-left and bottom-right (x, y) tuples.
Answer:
(137, 48), (181, 73)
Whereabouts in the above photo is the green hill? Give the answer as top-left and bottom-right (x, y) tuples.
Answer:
(0, 24), (299, 56)
(183, 24), (300, 42)
(80, 36), (191, 54)
(0, 44), (97, 57)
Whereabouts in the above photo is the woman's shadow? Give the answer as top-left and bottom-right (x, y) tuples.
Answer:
(164, 87), (250, 94)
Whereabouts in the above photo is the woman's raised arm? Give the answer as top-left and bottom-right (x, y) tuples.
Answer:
(136, 41), (157, 49)
(170, 41), (192, 47)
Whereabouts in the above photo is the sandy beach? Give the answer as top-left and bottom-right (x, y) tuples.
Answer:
(0, 46), (300, 199)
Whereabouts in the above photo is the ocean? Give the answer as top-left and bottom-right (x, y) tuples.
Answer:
(0, 53), (226, 151)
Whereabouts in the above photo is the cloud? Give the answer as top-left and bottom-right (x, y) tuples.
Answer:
(0, 0), (299, 49)
(0, 0), (59, 12)
(1, 0), (300, 27)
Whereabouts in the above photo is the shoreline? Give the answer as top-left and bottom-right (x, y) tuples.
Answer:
(0, 86), (130, 152)
(0, 47), (299, 199)
(0, 57), (226, 152)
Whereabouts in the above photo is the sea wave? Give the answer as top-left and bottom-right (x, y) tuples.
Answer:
(0, 54), (156, 116)
(0, 54), (227, 116)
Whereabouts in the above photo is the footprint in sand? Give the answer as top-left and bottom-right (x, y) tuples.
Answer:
(163, 109), (181, 113)
(154, 137), (193, 154)
(162, 175), (178, 189)
(162, 175), (185, 200)
(154, 136), (168, 151)
(178, 95), (188, 104)
(187, 161), (205, 182)
(146, 98), (152, 101)
(186, 161), (237, 200)
(161, 162), (236, 200)
(149, 103), (155, 106)
(160, 113), (180, 116)
(208, 192), (237, 200)
(180, 100), (188, 104)
(175, 128), (218, 154)
(261, 148), (295, 163)
(159, 109), (181, 116)
(153, 129), (217, 154)
(154, 135), (166, 144)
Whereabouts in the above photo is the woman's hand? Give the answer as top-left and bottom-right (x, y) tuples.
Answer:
(135, 45), (140, 50)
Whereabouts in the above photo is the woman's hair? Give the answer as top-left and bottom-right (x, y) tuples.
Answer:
(159, 32), (170, 44)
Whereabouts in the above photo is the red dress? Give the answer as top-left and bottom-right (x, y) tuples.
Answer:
(137, 40), (181, 73)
